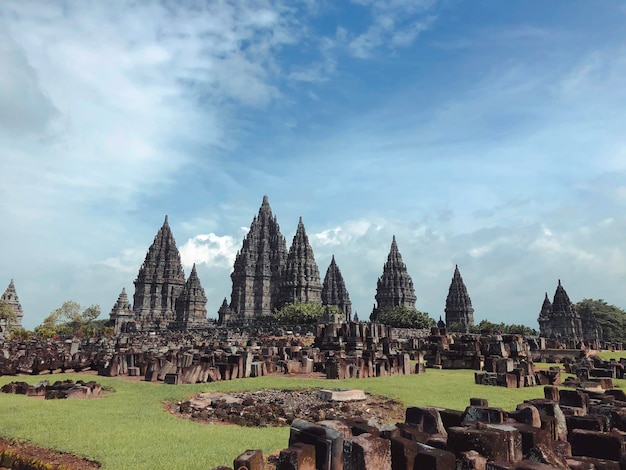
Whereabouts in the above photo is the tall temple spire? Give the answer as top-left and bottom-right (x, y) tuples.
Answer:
(371, 236), (417, 321)
(1, 279), (24, 329)
(133, 216), (186, 330)
(444, 265), (475, 330)
(278, 217), (322, 307)
(322, 255), (352, 320)
(175, 263), (208, 328)
(229, 195), (287, 318)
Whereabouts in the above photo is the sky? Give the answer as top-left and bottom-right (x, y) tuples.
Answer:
(2, 0), (626, 329)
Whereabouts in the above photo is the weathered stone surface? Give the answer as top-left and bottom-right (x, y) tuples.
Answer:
(233, 449), (264, 470)
(370, 236), (416, 321)
(537, 280), (601, 342)
(174, 263), (208, 329)
(322, 256), (352, 321)
(289, 419), (343, 470)
(109, 288), (135, 335)
(570, 428), (624, 460)
(343, 433), (391, 470)
(279, 217), (322, 308)
(277, 442), (316, 470)
(448, 424), (522, 463)
(444, 265), (475, 331)
(133, 216), (186, 330)
(0, 279), (24, 333)
(229, 195), (287, 319)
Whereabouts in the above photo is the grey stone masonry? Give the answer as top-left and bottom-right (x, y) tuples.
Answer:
(1, 279), (24, 329)
(278, 217), (322, 308)
(229, 195), (287, 318)
(133, 215), (186, 330)
(444, 265), (475, 331)
(322, 255), (352, 321)
(175, 263), (208, 329)
(109, 288), (135, 335)
(537, 280), (596, 342)
(371, 236), (417, 321)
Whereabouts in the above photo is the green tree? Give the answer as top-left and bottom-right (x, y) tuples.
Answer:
(274, 302), (342, 325)
(376, 306), (435, 329)
(34, 301), (103, 339)
(0, 300), (17, 324)
(575, 298), (626, 343)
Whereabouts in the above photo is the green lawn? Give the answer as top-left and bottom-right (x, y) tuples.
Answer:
(595, 350), (626, 361)
(0, 370), (573, 469)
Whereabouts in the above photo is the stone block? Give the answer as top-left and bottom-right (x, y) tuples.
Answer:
(570, 429), (624, 461)
(233, 449), (264, 470)
(509, 404), (541, 428)
(317, 389), (366, 402)
(343, 433), (391, 470)
(509, 423), (551, 454)
(461, 406), (505, 424)
(414, 445), (456, 470)
(390, 436), (417, 470)
(277, 443), (316, 470)
(456, 450), (487, 470)
(164, 373), (179, 385)
(289, 419), (343, 470)
(448, 424), (522, 463)
(405, 407), (447, 436)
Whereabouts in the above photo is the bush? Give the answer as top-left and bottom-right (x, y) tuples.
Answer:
(375, 306), (435, 329)
(274, 302), (342, 325)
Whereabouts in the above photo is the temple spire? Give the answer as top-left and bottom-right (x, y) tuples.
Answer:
(133, 216), (186, 330)
(229, 195), (287, 318)
(444, 265), (474, 330)
(175, 263), (208, 328)
(322, 255), (352, 321)
(371, 236), (417, 321)
(279, 217), (322, 307)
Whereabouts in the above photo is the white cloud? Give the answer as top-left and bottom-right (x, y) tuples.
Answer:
(180, 234), (238, 270)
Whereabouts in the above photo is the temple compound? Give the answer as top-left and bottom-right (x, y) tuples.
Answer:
(127, 216), (208, 331)
(0, 279), (24, 335)
(219, 196), (351, 325)
(370, 236), (417, 321)
(444, 265), (475, 331)
(537, 279), (602, 344)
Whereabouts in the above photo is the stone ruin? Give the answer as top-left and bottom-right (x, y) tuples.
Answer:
(0, 279), (24, 337)
(1, 379), (103, 399)
(215, 385), (626, 469)
(538, 280), (603, 346)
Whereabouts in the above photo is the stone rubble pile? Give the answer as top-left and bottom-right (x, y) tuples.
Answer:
(1, 379), (103, 399)
(215, 385), (626, 469)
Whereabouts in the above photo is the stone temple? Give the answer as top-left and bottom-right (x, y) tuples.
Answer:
(537, 279), (602, 342)
(321, 255), (352, 321)
(220, 196), (351, 324)
(370, 236), (417, 321)
(278, 217), (322, 308)
(0, 279), (24, 332)
(130, 216), (207, 330)
(228, 195), (287, 319)
(444, 265), (475, 331)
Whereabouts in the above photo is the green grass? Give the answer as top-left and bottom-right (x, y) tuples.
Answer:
(0, 370), (560, 469)
(595, 350), (626, 361)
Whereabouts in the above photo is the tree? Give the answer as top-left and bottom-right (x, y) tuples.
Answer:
(575, 298), (626, 343)
(376, 306), (435, 329)
(34, 301), (103, 339)
(274, 302), (342, 325)
(0, 300), (17, 324)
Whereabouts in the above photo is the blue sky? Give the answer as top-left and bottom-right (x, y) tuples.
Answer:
(1, 1), (626, 329)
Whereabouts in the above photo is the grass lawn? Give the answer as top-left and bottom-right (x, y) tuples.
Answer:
(0, 370), (573, 469)
(595, 350), (626, 361)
